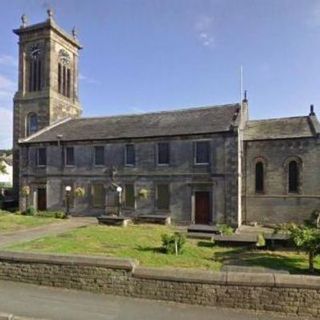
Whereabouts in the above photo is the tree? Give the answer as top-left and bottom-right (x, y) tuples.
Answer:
(287, 224), (320, 272)
(0, 159), (7, 175)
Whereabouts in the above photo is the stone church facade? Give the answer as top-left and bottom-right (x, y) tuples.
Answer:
(13, 13), (320, 226)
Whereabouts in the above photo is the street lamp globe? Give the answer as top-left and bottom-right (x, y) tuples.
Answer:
(116, 186), (122, 193)
(65, 186), (72, 192)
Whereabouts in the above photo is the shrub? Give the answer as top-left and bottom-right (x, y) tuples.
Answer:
(256, 233), (266, 247)
(23, 206), (37, 216)
(36, 211), (66, 219)
(54, 211), (66, 219)
(287, 224), (320, 272)
(138, 188), (149, 199)
(74, 187), (85, 198)
(21, 186), (30, 197)
(161, 232), (186, 255)
(217, 224), (234, 236)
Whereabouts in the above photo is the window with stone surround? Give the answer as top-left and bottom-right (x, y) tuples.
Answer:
(125, 144), (135, 166)
(288, 160), (299, 193)
(194, 141), (210, 164)
(26, 113), (38, 136)
(255, 161), (264, 193)
(65, 147), (75, 166)
(157, 142), (170, 165)
(156, 184), (170, 211)
(94, 146), (105, 166)
(28, 58), (42, 92)
(124, 184), (135, 208)
(37, 148), (47, 166)
(284, 157), (302, 194)
(92, 183), (105, 208)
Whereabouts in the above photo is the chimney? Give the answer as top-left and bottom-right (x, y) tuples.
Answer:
(309, 104), (316, 116)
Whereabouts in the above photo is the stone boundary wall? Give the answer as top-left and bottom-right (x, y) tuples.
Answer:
(0, 251), (319, 318)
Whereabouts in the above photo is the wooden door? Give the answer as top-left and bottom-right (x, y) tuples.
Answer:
(37, 188), (47, 211)
(195, 191), (210, 224)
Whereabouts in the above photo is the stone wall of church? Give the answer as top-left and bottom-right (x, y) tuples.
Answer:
(20, 132), (239, 224)
(243, 137), (320, 225)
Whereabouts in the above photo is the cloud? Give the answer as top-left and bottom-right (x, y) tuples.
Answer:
(79, 73), (100, 85)
(0, 107), (12, 149)
(0, 55), (18, 68)
(194, 15), (215, 48)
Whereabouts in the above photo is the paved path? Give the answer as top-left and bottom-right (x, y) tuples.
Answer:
(0, 217), (96, 248)
(0, 280), (312, 320)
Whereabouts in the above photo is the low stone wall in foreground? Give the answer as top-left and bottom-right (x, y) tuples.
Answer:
(0, 251), (319, 318)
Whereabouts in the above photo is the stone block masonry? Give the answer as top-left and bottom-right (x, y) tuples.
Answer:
(0, 251), (319, 318)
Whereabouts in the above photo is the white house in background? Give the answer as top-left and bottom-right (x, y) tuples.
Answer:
(0, 156), (13, 187)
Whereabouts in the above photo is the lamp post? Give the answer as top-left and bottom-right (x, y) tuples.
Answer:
(116, 186), (122, 217)
(65, 185), (72, 218)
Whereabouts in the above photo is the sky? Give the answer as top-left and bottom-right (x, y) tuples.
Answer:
(1, 0), (320, 149)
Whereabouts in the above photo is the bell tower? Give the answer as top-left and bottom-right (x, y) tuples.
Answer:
(12, 10), (82, 197)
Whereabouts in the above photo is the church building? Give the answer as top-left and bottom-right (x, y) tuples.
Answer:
(13, 12), (320, 226)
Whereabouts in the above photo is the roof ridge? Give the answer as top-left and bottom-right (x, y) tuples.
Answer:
(78, 103), (240, 121)
(248, 116), (309, 123)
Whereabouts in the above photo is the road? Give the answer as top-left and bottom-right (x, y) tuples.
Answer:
(0, 280), (312, 320)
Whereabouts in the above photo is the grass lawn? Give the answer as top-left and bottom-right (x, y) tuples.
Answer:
(7, 224), (320, 273)
(0, 211), (60, 233)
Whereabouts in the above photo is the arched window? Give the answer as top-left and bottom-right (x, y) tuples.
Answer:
(255, 161), (264, 193)
(27, 113), (38, 136)
(288, 160), (299, 193)
(28, 57), (42, 92)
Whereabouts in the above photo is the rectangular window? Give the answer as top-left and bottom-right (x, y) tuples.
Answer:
(92, 184), (105, 208)
(65, 147), (75, 166)
(37, 148), (47, 166)
(195, 141), (210, 164)
(157, 142), (170, 165)
(125, 184), (135, 208)
(94, 146), (105, 166)
(156, 184), (170, 210)
(125, 144), (135, 166)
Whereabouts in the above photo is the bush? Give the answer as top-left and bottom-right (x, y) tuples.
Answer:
(74, 187), (85, 198)
(217, 224), (234, 236)
(36, 211), (66, 219)
(54, 211), (66, 219)
(23, 206), (37, 216)
(256, 233), (266, 247)
(161, 232), (186, 255)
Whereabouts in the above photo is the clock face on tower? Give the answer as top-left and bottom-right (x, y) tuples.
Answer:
(29, 44), (41, 60)
(59, 49), (71, 65)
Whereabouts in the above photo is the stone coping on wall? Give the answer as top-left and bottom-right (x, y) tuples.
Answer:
(0, 251), (137, 271)
(0, 251), (320, 290)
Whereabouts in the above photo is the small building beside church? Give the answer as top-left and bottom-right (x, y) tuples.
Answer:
(13, 12), (320, 226)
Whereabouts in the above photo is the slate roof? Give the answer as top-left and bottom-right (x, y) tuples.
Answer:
(244, 116), (319, 141)
(21, 104), (241, 144)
